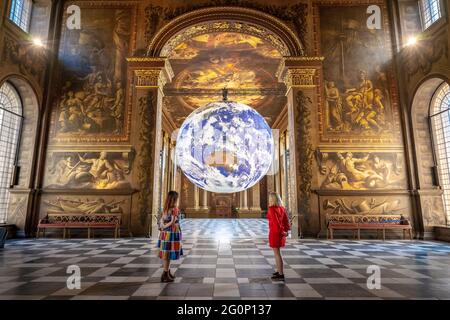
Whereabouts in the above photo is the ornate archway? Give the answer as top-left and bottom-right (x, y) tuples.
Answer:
(147, 6), (304, 57)
(0, 75), (40, 236)
(410, 76), (450, 237)
(128, 6), (321, 238)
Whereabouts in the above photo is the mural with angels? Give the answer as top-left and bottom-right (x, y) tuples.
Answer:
(51, 6), (133, 142)
(319, 5), (398, 139)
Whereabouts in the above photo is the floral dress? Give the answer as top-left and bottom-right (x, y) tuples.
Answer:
(157, 208), (183, 260)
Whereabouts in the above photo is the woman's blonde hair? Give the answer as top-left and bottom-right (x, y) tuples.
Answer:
(269, 192), (283, 207)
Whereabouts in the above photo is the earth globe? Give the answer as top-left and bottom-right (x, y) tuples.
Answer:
(175, 90), (274, 193)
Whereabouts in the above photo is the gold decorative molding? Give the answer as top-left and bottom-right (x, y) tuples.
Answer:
(128, 58), (173, 88)
(126, 57), (167, 62)
(134, 70), (167, 88)
(284, 69), (317, 88)
(276, 56), (323, 88)
(159, 20), (290, 57)
(147, 6), (304, 56)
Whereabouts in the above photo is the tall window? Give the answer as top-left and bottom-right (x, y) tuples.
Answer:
(0, 82), (23, 224)
(420, 0), (443, 30)
(430, 82), (450, 225)
(9, 0), (32, 32)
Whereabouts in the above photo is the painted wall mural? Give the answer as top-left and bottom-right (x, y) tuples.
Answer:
(39, 194), (132, 229)
(318, 5), (400, 143)
(323, 197), (405, 215)
(45, 151), (133, 189)
(50, 5), (134, 143)
(44, 198), (125, 214)
(316, 151), (405, 190)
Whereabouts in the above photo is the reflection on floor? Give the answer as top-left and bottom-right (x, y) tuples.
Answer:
(1, 219), (450, 300)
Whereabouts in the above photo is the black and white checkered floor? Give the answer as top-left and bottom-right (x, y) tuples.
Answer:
(1, 219), (450, 300)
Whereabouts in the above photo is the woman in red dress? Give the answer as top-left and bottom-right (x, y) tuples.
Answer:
(267, 192), (291, 281)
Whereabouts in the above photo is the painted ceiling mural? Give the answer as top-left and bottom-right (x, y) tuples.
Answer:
(165, 32), (286, 127)
(318, 5), (401, 143)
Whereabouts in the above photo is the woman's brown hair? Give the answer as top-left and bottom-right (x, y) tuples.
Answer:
(163, 190), (179, 214)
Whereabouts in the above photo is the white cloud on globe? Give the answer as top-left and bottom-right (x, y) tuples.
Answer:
(175, 100), (274, 193)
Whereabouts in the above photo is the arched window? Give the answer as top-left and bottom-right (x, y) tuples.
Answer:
(0, 82), (23, 223)
(430, 82), (450, 225)
(9, 0), (33, 32)
(419, 0), (443, 30)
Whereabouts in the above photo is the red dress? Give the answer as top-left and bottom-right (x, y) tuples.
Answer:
(267, 206), (290, 248)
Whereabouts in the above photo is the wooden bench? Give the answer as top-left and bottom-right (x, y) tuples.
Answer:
(37, 212), (121, 239)
(326, 214), (412, 240)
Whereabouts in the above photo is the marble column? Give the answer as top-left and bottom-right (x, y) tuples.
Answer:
(200, 188), (209, 211)
(193, 185), (200, 210)
(250, 183), (261, 212)
(239, 189), (248, 212)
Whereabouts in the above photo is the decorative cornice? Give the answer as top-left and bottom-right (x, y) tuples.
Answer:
(146, 5), (305, 57)
(126, 57), (167, 62)
(284, 69), (317, 88)
(128, 58), (173, 88)
(159, 19), (290, 57)
(276, 56), (323, 88)
(134, 70), (167, 88)
(285, 56), (325, 62)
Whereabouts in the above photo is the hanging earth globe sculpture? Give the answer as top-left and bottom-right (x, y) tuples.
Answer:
(175, 90), (274, 193)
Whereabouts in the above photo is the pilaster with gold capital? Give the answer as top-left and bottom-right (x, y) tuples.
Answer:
(126, 57), (173, 237)
(277, 56), (323, 238)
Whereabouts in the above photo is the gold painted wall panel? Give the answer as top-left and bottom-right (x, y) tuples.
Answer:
(316, 151), (407, 190)
(39, 194), (132, 231)
(316, 4), (402, 145)
(49, 2), (137, 144)
(44, 151), (134, 190)
(319, 194), (413, 235)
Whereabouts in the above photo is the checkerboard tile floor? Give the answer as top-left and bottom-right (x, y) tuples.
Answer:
(1, 219), (450, 300)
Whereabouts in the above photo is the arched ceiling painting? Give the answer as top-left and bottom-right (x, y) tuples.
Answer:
(164, 32), (286, 127)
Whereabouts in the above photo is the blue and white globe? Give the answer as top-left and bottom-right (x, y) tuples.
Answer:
(176, 100), (274, 193)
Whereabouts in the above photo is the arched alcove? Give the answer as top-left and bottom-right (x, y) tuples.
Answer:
(147, 7), (304, 57)
(410, 76), (450, 229)
(0, 75), (40, 234)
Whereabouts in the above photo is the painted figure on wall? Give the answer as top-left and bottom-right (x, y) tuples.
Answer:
(45, 198), (124, 214)
(46, 151), (131, 189)
(320, 6), (394, 137)
(319, 152), (405, 190)
(323, 198), (404, 215)
(53, 8), (131, 139)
